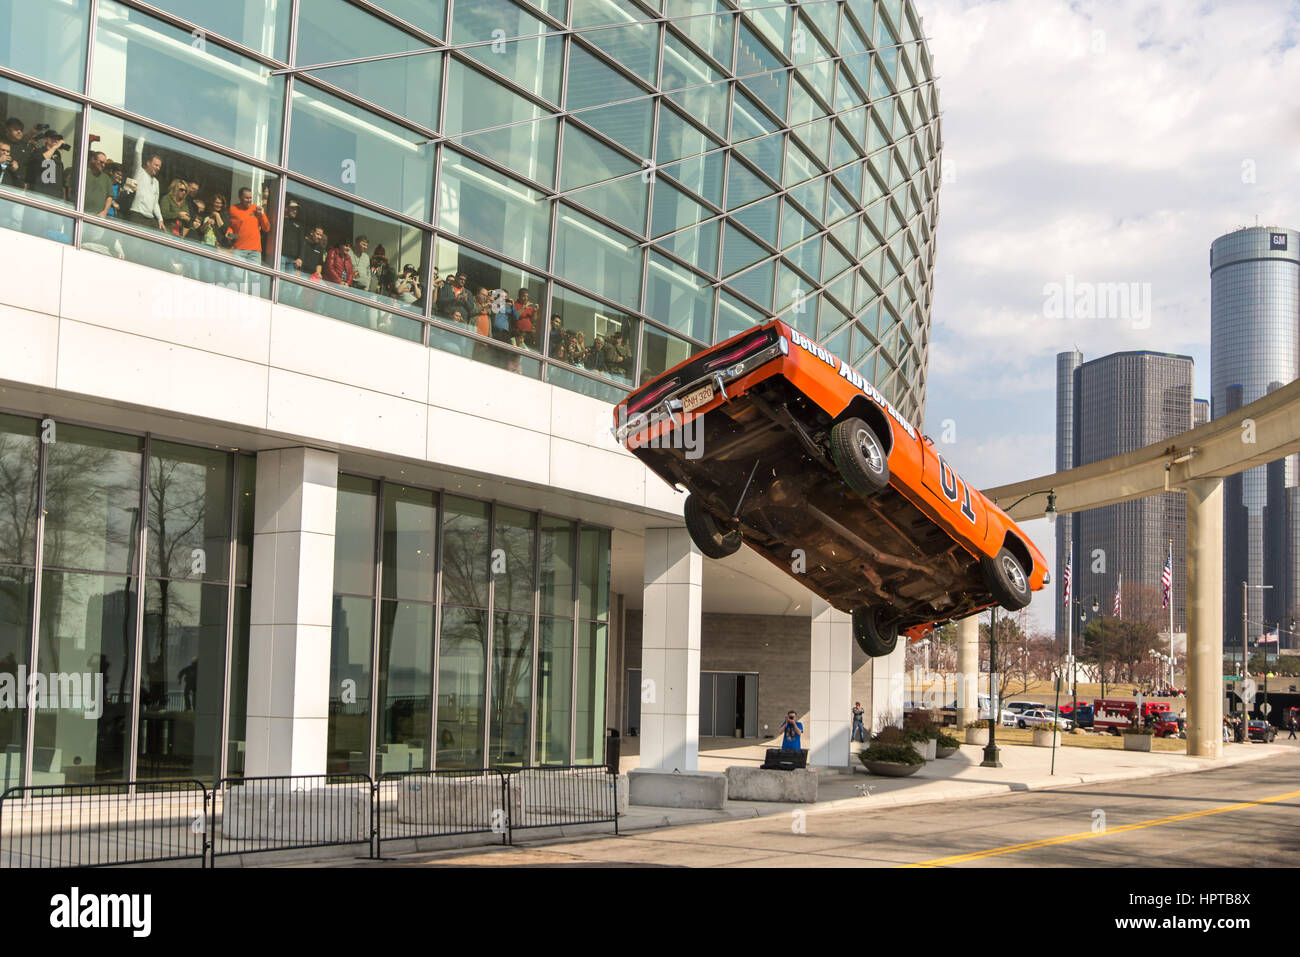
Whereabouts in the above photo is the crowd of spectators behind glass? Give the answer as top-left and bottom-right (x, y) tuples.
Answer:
(1, 114), (636, 378)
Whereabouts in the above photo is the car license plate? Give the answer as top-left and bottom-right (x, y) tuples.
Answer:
(682, 383), (714, 412)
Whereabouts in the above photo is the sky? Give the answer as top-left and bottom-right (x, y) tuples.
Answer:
(913, 0), (1300, 634)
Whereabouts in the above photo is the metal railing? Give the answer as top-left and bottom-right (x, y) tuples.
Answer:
(0, 780), (209, 868)
(0, 765), (619, 867)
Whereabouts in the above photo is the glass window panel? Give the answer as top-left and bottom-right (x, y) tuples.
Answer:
(0, 195), (73, 244)
(382, 484), (437, 603)
(717, 289), (761, 341)
(135, 579), (227, 780)
(658, 152), (724, 208)
(790, 177), (827, 222)
(494, 507), (535, 615)
(641, 323), (699, 381)
(278, 276), (425, 342)
(33, 572), (136, 783)
(735, 131), (783, 184)
(0, 0), (88, 92)
(328, 594), (373, 773)
(731, 195), (779, 246)
(0, 414), (39, 567)
(557, 128), (646, 229)
(297, 0), (441, 129)
(0, 77), (82, 211)
(734, 21), (787, 119)
(720, 223), (765, 276)
(435, 604), (486, 768)
(427, 323), (544, 378)
(738, 0), (788, 54)
(654, 218), (718, 277)
(571, 0), (659, 83)
(147, 0), (290, 60)
(334, 474), (377, 596)
(0, 566), (33, 786)
(376, 599), (433, 772)
(666, 1), (733, 69)
(545, 366), (629, 403)
(289, 83), (433, 220)
(578, 527), (610, 621)
(550, 284), (638, 385)
(793, 118), (831, 165)
(731, 87), (776, 144)
(442, 496), (490, 609)
(786, 235), (822, 280)
(432, 239), (546, 352)
(781, 200), (816, 249)
(573, 620), (606, 763)
(662, 36), (728, 135)
(439, 150), (549, 269)
(233, 457), (255, 587)
(93, 1), (283, 162)
(646, 252), (712, 342)
(564, 45), (652, 155)
(561, 123), (638, 192)
(444, 60), (558, 187)
(655, 105), (719, 167)
(453, 0), (563, 104)
(43, 425), (142, 575)
(651, 178), (711, 239)
(554, 206), (642, 312)
(489, 610), (533, 766)
(725, 158), (773, 209)
(725, 258), (774, 310)
(146, 442), (231, 584)
(281, 180), (429, 330)
(534, 616), (572, 764)
(371, 0), (447, 37)
(539, 517), (575, 618)
(224, 584), (251, 778)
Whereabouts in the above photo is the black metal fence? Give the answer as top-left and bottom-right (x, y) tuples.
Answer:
(0, 780), (209, 868)
(0, 765), (620, 867)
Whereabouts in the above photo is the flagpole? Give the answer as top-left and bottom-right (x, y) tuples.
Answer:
(1168, 540), (1174, 692)
(1067, 542), (1075, 717)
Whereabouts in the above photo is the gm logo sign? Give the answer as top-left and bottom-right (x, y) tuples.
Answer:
(1270, 232), (1288, 251)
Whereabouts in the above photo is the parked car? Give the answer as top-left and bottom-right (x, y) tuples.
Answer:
(1006, 701), (1046, 715)
(1017, 709), (1072, 731)
(613, 320), (1050, 658)
(1248, 720), (1276, 743)
(1150, 712), (1183, 738)
(1058, 703), (1094, 728)
(1000, 709), (1018, 727)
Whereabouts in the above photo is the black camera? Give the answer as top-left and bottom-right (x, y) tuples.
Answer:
(33, 124), (72, 151)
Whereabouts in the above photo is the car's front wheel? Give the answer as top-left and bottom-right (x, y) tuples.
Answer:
(683, 494), (742, 559)
(830, 417), (890, 495)
(1017, 720), (1027, 729)
(851, 606), (898, 657)
(981, 546), (1033, 610)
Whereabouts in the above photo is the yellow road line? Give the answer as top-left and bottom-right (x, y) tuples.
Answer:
(900, 788), (1300, 868)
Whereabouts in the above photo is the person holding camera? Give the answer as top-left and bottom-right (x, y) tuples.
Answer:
(395, 265), (422, 305)
(25, 127), (70, 201)
(779, 709), (804, 751)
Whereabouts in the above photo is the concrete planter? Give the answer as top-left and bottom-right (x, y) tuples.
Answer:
(861, 760), (923, 777)
(935, 744), (959, 759)
(1123, 733), (1154, 752)
(1032, 729), (1061, 748)
(910, 739), (937, 760)
(965, 728), (989, 746)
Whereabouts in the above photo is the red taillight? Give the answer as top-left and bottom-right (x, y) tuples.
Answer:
(627, 378), (680, 415)
(703, 336), (772, 371)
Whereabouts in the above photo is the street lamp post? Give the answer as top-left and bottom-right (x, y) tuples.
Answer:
(1242, 582), (1273, 740)
(1092, 597), (1103, 700)
(981, 604), (1002, 768)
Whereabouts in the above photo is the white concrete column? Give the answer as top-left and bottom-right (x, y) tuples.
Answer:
(809, 598), (853, 768)
(956, 615), (980, 728)
(871, 642), (906, 732)
(245, 448), (339, 778)
(639, 527), (703, 771)
(1185, 477), (1223, 758)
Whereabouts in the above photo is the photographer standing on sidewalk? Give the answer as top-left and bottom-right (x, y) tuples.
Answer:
(779, 710), (803, 751)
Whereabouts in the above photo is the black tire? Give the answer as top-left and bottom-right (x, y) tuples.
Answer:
(683, 494), (742, 559)
(1017, 720), (1027, 729)
(981, 546), (1033, 611)
(830, 417), (890, 495)
(851, 606), (898, 657)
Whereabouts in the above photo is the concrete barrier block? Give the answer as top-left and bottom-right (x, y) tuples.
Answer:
(724, 766), (818, 803)
(628, 768), (727, 809)
(220, 783), (369, 842)
(394, 776), (519, 827)
(514, 768), (626, 818)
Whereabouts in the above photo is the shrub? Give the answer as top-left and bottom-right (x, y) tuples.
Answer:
(935, 732), (960, 749)
(1124, 725), (1154, 735)
(872, 726), (907, 747)
(859, 744), (925, 767)
(965, 720), (990, 730)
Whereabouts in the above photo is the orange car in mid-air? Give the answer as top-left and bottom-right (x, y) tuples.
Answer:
(612, 319), (1049, 656)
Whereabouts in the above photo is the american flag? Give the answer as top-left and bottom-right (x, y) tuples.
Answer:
(1161, 553), (1172, 609)
(1113, 573), (1122, 617)
(1062, 553), (1072, 607)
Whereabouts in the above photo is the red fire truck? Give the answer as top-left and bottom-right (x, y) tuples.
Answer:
(1092, 699), (1139, 734)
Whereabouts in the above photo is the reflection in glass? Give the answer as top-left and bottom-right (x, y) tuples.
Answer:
(493, 507), (535, 615)
(382, 485), (437, 603)
(438, 151), (550, 270)
(452, 0), (563, 105)
(43, 425), (142, 575)
(579, 526), (611, 622)
(442, 497), (490, 610)
(334, 475), (377, 597)
(135, 579), (227, 780)
(573, 621), (606, 764)
(224, 586), (251, 777)
(33, 572), (136, 783)
(0, 414), (39, 566)
(375, 600), (432, 772)
(538, 517), (574, 618)
(489, 611), (532, 766)
(0, 567), (33, 789)
(641, 323), (698, 382)
(0, 0), (89, 92)
(328, 595), (374, 773)
(550, 285), (638, 385)
(534, 616), (572, 765)
(147, 442), (231, 583)
(443, 61), (558, 188)
(436, 605), (485, 769)
(146, 0), (290, 59)
(554, 208), (643, 312)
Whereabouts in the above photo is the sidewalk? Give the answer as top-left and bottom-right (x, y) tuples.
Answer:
(612, 737), (1294, 833)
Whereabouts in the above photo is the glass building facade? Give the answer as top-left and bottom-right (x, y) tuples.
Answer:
(0, 0), (941, 423)
(0, 412), (256, 789)
(327, 477), (610, 775)
(1210, 227), (1300, 643)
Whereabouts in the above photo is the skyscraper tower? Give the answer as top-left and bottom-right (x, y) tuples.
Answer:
(1210, 226), (1300, 646)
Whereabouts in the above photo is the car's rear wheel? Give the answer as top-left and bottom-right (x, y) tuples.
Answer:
(683, 494), (742, 559)
(830, 417), (890, 495)
(981, 546), (1033, 610)
(851, 606), (898, 657)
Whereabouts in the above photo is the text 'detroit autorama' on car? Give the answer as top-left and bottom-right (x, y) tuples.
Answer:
(612, 319), (1050, 657)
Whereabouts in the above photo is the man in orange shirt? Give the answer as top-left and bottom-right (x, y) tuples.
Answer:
(226, 186), (270, 265)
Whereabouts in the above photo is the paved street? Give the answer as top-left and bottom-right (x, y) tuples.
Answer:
(362, 746), (1300, 868)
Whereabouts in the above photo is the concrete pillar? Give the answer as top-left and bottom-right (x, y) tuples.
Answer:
(639, 527), (702, 771)
(245, 448), (339, 778)
(1185, 477), (1224, 758)
(871, 642), (906, 732)
(956, 614), (980, 728)
(809, 598), (852, 768)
